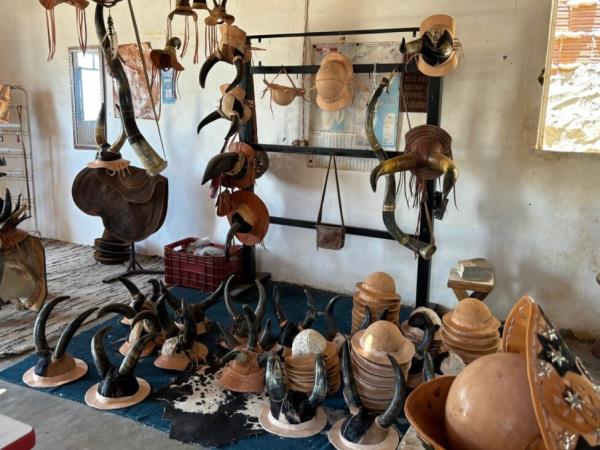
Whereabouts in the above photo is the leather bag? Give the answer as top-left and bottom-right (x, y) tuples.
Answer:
(316, 155), (345, 250)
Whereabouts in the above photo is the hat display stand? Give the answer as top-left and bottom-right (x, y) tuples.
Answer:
(238, 24), (445, 310)
(102, 242), (164, 284)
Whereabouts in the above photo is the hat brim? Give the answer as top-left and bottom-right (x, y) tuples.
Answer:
(84, 378), (151, 410)
(154, 343), (209, 372)
(327, 418), (400, 450)
(22, 358), (88, 388)
(259, 405), (327, 438)
(404, 376), (455, 450)
(417, 54), (459, 78)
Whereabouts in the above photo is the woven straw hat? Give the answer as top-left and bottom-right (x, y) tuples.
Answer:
(0, 85), (11, 124)
(315, 52), (353, 112)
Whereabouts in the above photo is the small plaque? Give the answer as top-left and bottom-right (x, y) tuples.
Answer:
(400, 73), (429, 113)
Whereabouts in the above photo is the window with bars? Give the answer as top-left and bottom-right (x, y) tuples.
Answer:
(537, 0), (600, 153)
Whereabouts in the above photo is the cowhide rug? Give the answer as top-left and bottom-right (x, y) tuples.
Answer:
(155, 364), (268, 448)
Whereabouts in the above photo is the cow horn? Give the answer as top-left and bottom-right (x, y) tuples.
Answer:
(341, 339), (362, 410)
(242, 304), (258, 351)
(223, 273), (239, 320)
(0, 189), (12, 223)
(225, 221), (244, 260)
(34, 296), (70, 353)
(254, 279), (267, 323)
(265, 355), (286, 402)
(130, 310), (161, 334)
(308, 353), (328, 408)
(423, 351), (435, 382)
(91, 326), (114, 379)
(273, 286), (287, 326)
(216, 321), (241, 349)
(224, 114), (240, 141)
(53, 307), (98, 359)
(219, 349), (247, 366)
(159, 281), (181, 310)
(325, 295), (343, 341)
(377, 307), (389, 321)
(258, 318), (272, 350)
(199, 52), (219, 88)
(376, 354), (407, 428)
(301, 289), (317, 329)
(409, 311), (434, 356)
(197, 280), (225, 311)
(95, 103), (108, 147)
(358, 305), (372, 331)
(119, 333), (156, 377)
(370, 154), (416, 192)
(147, 279), (161, 303)
(97, 303), (137, 320)
(117, 277), (147, 306)
(226, 56), (245, 93)
(197, 110), (222, 135)
(180, 300), (197, 348)
(202, 152), (240, 185)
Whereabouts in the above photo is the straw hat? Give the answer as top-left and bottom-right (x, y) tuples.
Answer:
(0, 85), (11, 124)
(352, 320), (415, 366)
(417, 14), (459, 77)
(226, 190), (269, 246)
(315, 52), (353, 112)
(150, 37), (185, 72)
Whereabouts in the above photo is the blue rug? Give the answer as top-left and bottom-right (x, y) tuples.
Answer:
(0, 281), (411, 449)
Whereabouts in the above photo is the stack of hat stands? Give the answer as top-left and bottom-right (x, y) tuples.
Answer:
(441, 297), (501, 364)
(351, 272), (401, 333)
(350, 320), (415, 412)
(283, 329), (341, 395)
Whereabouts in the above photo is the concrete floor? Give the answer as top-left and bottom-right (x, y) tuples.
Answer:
(1, 339), (598, 449)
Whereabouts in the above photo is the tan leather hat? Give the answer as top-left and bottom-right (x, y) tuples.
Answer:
(315, 52), (353, 112)
(417, 14), (459, 77)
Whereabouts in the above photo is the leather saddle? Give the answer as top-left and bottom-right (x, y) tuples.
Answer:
(72, 166), (168, 242)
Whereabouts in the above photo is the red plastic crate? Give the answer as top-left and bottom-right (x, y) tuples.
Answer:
(164, 237), (246, 292)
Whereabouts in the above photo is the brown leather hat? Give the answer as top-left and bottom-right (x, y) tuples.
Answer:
(226, 190), (269, 246)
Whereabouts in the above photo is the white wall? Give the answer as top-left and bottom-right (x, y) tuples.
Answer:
(1, 1), (599, 334)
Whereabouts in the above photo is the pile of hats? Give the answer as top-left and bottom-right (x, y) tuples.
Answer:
(350, 320), (415, 412)
(93, 230), (130, 264)
(283, 330), (341, 395)
(400, 307), (443, 357)
(352, 272), (401, 334)
(441, 297), (501, 364)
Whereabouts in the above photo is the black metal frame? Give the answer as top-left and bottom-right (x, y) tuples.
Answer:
(239, 27), (443, 308)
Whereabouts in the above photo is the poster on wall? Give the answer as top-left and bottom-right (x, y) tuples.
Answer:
(161, 69), (177, 104)
(308, 42), (402, 172)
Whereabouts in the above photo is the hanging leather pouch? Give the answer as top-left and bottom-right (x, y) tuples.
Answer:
(316, 155), (345, 250)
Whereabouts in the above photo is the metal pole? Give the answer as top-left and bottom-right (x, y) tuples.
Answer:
(415, 76), (443, 308)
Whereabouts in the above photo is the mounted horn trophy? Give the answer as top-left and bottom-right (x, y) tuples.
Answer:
(0, 189), (47, 311)
(217, 305), (266, 393)
(366, 77), (450, 259)
(72, 3), (169, 250)
(328, 340), (407, 450)
(273, 286), (317, 348)
(23, 296), (97, 388)
(85, 326), (155, 410)
(259, 353), (329, 438)
(199, 22), (251, 93)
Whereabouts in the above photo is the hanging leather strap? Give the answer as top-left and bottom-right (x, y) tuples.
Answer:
(317, 154), (345, 227)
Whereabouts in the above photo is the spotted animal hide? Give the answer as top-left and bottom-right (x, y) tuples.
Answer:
(155, 364), (268, 447)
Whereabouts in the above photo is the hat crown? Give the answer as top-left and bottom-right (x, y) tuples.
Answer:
(451, 298), (495, 329)
(291, 329), (327, 357)
(316, 60), (349, 101)
(360, 320), (408, 355)
(361, 272), (397, 297)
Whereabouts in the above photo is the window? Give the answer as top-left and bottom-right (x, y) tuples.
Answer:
(537, 0), (600, 153)
(69, 47), (105, 149)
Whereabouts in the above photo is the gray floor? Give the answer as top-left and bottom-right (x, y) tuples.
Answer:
(1, 338), (598, 450)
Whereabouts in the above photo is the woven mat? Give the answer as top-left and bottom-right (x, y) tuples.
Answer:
(0, 239), (163, 358)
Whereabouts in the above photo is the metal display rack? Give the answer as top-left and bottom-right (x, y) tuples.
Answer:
(238, 26), (444, 308)
(0, 86), (38, 234)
